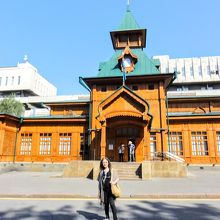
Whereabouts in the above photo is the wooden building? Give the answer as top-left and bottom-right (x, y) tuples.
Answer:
(0, 7), (220, 164)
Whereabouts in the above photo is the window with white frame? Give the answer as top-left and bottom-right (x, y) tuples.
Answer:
(20, 133), (32, 155)
(59, 133), (71, 155)
(191, 131), (208, 156)
(216, 132), (220, 156)
(39, 133), (52, 155)
(168, 132), (183, 156)
(150, 132), (156, 158)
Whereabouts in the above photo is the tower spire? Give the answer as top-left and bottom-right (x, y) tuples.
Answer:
(127, 0), (130, 11)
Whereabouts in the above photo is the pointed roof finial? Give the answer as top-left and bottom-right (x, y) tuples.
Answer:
(127, 0), (130, 11)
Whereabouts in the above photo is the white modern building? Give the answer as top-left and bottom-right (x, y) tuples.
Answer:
(154, 55), (220, 97)
(0, 56), (57, 98)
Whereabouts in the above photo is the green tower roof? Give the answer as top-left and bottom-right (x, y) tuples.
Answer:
(97, 49), (160, 77)
(117, 7), (141, 31)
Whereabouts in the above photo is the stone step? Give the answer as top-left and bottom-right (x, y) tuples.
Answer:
(112, 163), (141, 169)
(117, 169), (141, 173)
(117, 174), (141, 178)
(113, 167), (141, 171)
(111, 162), (142, 179)
(118, 173), (141, 179)
(115, 165), (140, 168)
(119, 176), (141, 180)
(116, 169), (140, 173)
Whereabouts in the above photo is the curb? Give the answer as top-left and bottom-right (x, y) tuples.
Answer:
(129, 194), (220, 199)
(0, 194), (220, 199)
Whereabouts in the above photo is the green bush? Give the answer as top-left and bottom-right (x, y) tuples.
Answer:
(0, 95), (24, 117)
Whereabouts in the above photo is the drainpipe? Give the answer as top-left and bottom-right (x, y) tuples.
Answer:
(166, 96), (170, 153)
(13, 117), (23, 163)
(166, 71), (177, 157)
(79, 77), (92, 159)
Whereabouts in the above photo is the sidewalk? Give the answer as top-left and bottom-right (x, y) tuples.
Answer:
(0, 166), (220, 199)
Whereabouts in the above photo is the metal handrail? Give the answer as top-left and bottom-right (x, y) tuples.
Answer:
(165, 151), (185, 163)
(153, 151), (185, 163)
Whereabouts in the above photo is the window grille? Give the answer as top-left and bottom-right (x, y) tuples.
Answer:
(20, 133), (32, 155)
(59, 133), (71, 155)
(39, 133), (52, 155)
(168, 132), (183, 156)
(150, 132), (156, 158)
(191, 131), (208, 156)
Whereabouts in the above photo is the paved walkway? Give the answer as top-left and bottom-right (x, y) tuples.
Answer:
(0, 166), (220, 199)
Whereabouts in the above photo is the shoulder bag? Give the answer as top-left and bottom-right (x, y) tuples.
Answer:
(111, 183), (121, 198)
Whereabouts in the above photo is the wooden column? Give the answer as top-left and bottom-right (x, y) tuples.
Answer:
(156, 132), (161, 152)
(212, 129), (218, 163)
(182, 126), (190, 157)
(31, 132), (38, 161)
(72, 132), (78, 160)
(207, 127), (215, 163)
(100, 121), (106, 159)
(0, 126), (5, 156)
(143, 125), (149, 160)
(51, 132), (59, 162)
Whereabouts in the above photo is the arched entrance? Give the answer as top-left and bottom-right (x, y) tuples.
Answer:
(105, 117), (145, 162)
(95, 85), (152, 161)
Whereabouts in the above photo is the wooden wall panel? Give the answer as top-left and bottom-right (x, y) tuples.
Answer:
(169, 121), (220, 164)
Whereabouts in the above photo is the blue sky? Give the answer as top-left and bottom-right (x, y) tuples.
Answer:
(0, 0), (219, 95)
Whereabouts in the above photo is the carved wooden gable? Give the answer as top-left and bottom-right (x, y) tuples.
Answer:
(96, 86), (151, 122)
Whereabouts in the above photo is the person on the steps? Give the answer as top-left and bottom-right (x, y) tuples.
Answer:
(118, 143), (125, 162)
(128, 140), (135, 162)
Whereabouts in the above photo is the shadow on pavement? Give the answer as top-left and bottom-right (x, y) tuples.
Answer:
(0, 201), (219, 219)
(118, 201), (220, 220)
(77, 210), (103, 219)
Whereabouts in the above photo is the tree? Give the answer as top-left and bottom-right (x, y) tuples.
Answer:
(0, 96), (24, 117)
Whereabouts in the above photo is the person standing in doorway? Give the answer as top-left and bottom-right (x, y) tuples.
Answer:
(118, 143), (125, 162)
(128, 141), (135, 162)
(98, 157), (119, 220)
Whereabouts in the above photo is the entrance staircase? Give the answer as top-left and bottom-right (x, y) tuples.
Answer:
(112, 162), (141, 180)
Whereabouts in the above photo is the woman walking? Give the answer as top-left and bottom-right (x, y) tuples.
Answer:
(98, 157), (119, 220)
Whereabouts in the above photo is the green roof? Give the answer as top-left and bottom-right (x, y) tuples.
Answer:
(97, 49), (160, 77)
(117, 7), (140, 31)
